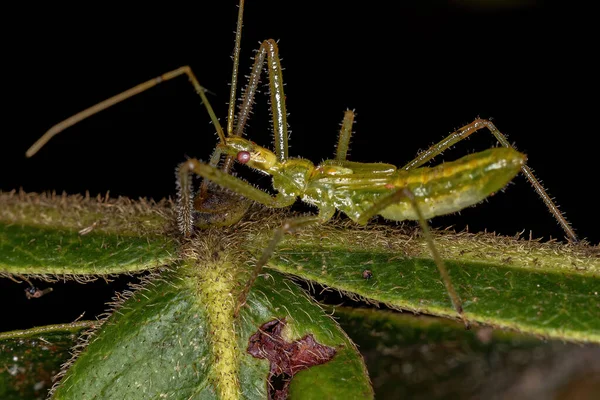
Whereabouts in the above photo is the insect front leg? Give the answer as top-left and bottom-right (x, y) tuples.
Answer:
(231, 39), (290, 162)
(177, 158), (297, 236)
(356, 188), (469, 328)
(195, 37), (294, 230)
(25, 286), (53, 300)
(402, 118), (577, 242)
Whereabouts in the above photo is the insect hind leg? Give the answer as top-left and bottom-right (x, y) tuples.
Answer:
(357, 187), (469, 328)
(234, 207), (335, 317)
(401, 118), (577, 242)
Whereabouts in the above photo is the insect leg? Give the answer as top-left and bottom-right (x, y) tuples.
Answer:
(178, 158), (297, 236)
(177, 162), (196, 237)
(234, 207), (335, 316)
(231, 39), (289, 162)
(195, 0), (249, 202)
(189, 159), (295, 203)
(227, 0), (245, 138)
(26, 66), (227, 158)
(193, 0), (246, 192)
(402, 118), (577, 242)
(199, 38), (291, 210)
(335, 110), (355, 162)
(357, 188), (468, 328)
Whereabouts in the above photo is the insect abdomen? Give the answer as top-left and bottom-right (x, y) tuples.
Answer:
(379, 147), (526, 221)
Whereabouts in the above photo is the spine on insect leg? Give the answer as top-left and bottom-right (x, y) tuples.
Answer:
(176, 162), (195, 236)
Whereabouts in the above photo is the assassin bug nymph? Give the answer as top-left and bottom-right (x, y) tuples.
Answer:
(27, 0), (577, 327)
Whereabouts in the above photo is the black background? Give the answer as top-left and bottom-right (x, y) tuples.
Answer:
(1, 1), (598, 331)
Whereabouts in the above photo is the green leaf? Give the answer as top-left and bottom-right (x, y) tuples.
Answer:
(333, 306), (600, 399)
(51, 266), (371, 399)
(266, 222), (600, 342)
(0, 191), (177, 276)
(0, 321), (94, 400)
(2, 191), (599, 399)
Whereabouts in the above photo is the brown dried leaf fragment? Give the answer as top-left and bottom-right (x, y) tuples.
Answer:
(247, 318), (336, 400)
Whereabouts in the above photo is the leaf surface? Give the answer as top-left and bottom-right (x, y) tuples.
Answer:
(50, 262), (371, 399)
(0, 191), (177, 276)
(266, 222), (600, 342)
(0, 321), (94, 400)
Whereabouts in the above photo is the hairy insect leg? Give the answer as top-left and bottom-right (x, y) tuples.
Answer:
(335, 110), (355, 162)
(330, 110), (398, 173)
(177, 158), (297, 235)
(231, 39), (289, 162)
(186, 159), (297, 207)
(196, 0), (247, 202)
(357, 188), (469, 328)
(177, 163), (196, 237)
(234, 209), (335, 317)
(198, 36), (291, 207)
(27, 66), (228, 158)
(227, 0), (245, 137)
(402, 118), (577, 242)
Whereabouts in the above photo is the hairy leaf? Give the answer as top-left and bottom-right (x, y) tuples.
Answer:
(0, 191), (177, 277)
(50, 251), (371, 399)
(266, 221), (600, 342)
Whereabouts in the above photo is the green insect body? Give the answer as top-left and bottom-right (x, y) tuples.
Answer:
(27, 0), (574, 327)
(211, 137), (526, 225)
(188, 131), (529, 324)
(314, 148), (525, 223)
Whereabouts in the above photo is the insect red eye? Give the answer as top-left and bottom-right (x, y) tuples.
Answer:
(237, 151), (251, 164)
